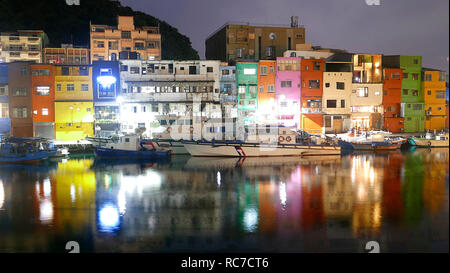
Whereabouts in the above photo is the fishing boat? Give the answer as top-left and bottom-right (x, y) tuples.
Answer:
(407, 132), (449, 148)
(338, 130), (406, 151)
(94, 135), (171, 159)
(0, 137), (58, 164)
(182, 127), (341, 157)
(349, 138), (407, 151)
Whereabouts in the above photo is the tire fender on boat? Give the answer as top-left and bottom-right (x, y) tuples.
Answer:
(286, 136), (292, 142)
(278, 136), (285, 142)
(427, 141), (432, 147)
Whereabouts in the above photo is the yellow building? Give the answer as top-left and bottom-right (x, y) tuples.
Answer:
(422, 69), (447, 131)
(55, 65), (94, 140)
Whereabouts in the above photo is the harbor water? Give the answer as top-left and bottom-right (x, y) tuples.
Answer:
(0, 149), (448, 252)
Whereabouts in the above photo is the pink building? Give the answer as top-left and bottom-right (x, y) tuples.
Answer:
(275, 57), (302, 128)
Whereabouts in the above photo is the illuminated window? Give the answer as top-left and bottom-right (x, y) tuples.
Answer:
(67, 84), (74, 91)
(412, 73), (419, 80)
(260, 66), (267, 75)
(309, 80), (320, 89)
(36, 86), (50, 95)
(238, 86), (246, 94)
(42, 108), (48, 115)
(243, 68), (256, 75)
(13, 88), (27, 96)
(391, 72), (401, 79)
(81, 84), (89, 91)
(268, 85), (275, 93)
(357, 87), (368, 97)
(259, 86), (264, 93)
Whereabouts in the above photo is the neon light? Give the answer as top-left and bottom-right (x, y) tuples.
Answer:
(97, 75), (116, 88)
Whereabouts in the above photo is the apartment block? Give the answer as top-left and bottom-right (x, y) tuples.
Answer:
(31, 64), (55, 138)
(236, 62), (259, 124)
(0, 64), (9, 135)
(0, 30), (48, 63)
(275, 57), (301, 128)
(90, 16), (161, 62)
(300, 58), (324, 134)
(257, 60), (276, 124)
(422, 68), (447, 131)
(44, 44), (90, 64)
(382, 68), (404, 133)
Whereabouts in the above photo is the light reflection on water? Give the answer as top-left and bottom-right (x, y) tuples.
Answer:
(0, 149), (448, 252)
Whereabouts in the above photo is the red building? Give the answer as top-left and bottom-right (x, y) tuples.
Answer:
(31, 64), (55, 138)
(382, 68), (404, 133)
(300, 59), (324, 134)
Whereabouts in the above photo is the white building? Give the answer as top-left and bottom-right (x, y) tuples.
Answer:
(0, 30), (48, 63)
(118, 60), (222, 138)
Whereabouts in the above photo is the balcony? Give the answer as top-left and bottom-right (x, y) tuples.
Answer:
(301, 107), (323, 114)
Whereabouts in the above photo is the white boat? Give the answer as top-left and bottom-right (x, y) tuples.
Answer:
(182, 141), (341, 157)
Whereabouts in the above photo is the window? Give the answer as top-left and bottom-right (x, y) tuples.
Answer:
(439, 72), (446, 81)
(281, 81), (292, 88)
(96, 41), (105, 48)
(13, 107), (27, 118)
(336, 82), (345, 90)
(134, 42), (145, 50)
(357, 87), (368, 97)
(0, 86), (7, 96)
(238, 86), (246, 94)
(81, 84), (89, 91)
(413, 59), (418, 64)
(427, 90), (431, 95)
(236, 48), (243, 58)
(313, 62), (321, 71)
(56, 84), (61, 91)
(391, 72), (401, 79)
(325, 83), (330, 88)
(412, 90), (418, 96)
(413, 104), (422, 110)
(268, 85), (275, 93)
(387, 106), (396, 112)
(403, 73), (408, 79)
(130, 67), (140, 74)
(341, 100), (345, 108)
(403, 89), (408, 95)
(121, 31), (131, 39)
(374, 91), (380, 96)
(412, 73), (419, 80)
(61, 66), (70, 75)
(42, 108), (48, 116)
(0, 103), (8, 118)
(327, 100), (337, 108)
(13, 88), (27, 96)
(248, 100), (256, 105)
(120, 65), (128, 72)
(32, 69), (50, 76)
(325, 116), (332, 127)
(260, 66), (267, 75)
(309, 80), (320, 89)
(280, 101), (287, 107)
(67, 84), (74, 91)
(265, 46), (273, 57)
(424, 73), (432, 81)
(259, 86), (264, 93)
(36, 86), (50, 95)
(207, 67), (213, 73)
(296, 34), (304, 39)
(20, 67), (27, 76)
(243, 68), (256, 75)
(436, 91), (445, 98)
(222, 69), (230, 75)
(249, 86), (257, 95)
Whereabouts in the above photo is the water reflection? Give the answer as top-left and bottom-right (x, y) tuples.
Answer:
(0, 150), (448, 252)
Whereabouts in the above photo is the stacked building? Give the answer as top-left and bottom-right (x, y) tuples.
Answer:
(0, 16), (448, 140)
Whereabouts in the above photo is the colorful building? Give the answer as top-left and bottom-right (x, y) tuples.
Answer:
(383, 55), (424, 132)
(205, 18), (306, 64)
(300, 58), (324, 134)
(54, 65), (94, 140)
(257, 60), (276, 124)
(382, 68), (404, 133)
(236, 62), (259, 124)
(322, 53), (353, 133)
(31, 64), (55, 138)
(275, 57), (301, 128)
(90, 16), (161, 62)
(8, 62), (33, 137)
(422, 68), (447, 131)
(0, 64), (10, 135)
(350, 54), (383, 130)
(219, 64), (237, 118)
(92, 60), (120, 137)
(43, 44), (90, 65)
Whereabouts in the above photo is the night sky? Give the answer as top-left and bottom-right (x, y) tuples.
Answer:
(120, 0), (449, 73)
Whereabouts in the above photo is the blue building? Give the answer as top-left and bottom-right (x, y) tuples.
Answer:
(219, 65), (237, 118)
(92, 61), (121, 137)
(0, 64), (10, 136)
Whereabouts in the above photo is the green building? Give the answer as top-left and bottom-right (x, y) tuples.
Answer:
(236, 62), (259, 124)
(383, 55), (425, 132)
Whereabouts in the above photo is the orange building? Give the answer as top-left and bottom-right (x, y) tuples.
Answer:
(300, 59), (324, 133)
(31, 64), (55, 138)
(257, 60), (276, 123)
(382, 68), (404, 133)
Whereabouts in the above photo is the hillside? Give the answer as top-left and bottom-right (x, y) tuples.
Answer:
(0, 0), (199, 60)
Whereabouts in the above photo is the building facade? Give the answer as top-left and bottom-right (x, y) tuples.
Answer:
(54, 65), (94, 140)
(422, 68), (447, 131)
(219, 65), (237, 119)
(206, 20), (305, 64)
(236, 62), (259, 124)
(300, 58), (324, 134)
(8, 62), (33, 137)
(31, 64), (55, 138)
(350, 54), (383, 130)
(0, 30), (48, 63)
(275, 57), (301, 128)
(90, 16), (161, 62)
(44, 45), (90, 65)
(383, 55), (424, 132)
(92, 60), (121, 137)
(0, 64), (10, 135)
(257, 60), (276, 124)
(382, 68), (404, 133)
(119, 60), (221, 138)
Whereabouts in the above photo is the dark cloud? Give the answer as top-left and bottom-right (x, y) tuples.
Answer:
(120, 0), (449, 73)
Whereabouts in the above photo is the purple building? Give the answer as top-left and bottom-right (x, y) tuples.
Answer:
(275, 57), (302, 128)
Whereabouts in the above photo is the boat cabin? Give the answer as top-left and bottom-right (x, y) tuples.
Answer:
(108, 135), (141, 151)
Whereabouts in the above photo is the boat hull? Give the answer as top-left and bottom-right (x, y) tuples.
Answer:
(142, 140), (188, 155)
(94, 147), (171, 159)
(0, 150), (57, 164)
(411, 138), (449, 148)
(182, 142), (341, 157)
